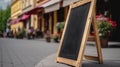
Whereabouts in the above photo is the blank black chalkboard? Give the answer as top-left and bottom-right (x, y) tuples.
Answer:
(59, 2), (90, 60)
(56, 1), (103, 66)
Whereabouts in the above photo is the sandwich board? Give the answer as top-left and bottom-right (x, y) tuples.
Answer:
(56, 0), (103, 67)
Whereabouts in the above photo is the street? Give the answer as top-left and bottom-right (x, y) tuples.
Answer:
(0, 38), (58, 67)
(0, 38), (120, 67)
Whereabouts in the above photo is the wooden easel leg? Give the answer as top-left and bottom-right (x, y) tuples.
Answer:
(92, 8), (103, 64)
(76, 62), (82, 67)
(84, 6), (103, 64)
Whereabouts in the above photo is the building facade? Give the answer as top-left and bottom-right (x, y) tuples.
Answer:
(10, 0), (80, 35)
(9, 0), (120, 41)
(10, 0), (89, 40)
(21, 0), (37, 30)
(35, 0), (65, 34)
(11, 0), (22, 33)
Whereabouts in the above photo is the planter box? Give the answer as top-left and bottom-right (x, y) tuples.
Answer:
(100, 38), (108, 48)
(88, 35), (108, 48)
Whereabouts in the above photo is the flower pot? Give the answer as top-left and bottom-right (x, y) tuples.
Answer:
(100, 38), (108, 48)
(46, 37), (51, 42)
(53, 37), (59, 43)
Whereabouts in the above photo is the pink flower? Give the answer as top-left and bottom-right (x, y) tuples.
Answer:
(96, 14), (103, 18)
(96, 14), (109, 21)
(96, 14), (117, 38)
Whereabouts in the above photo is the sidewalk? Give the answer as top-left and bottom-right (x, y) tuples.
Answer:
(0, 38), (120, 67)
(35, 42), (120, 67)
(35, 53), (120, 67)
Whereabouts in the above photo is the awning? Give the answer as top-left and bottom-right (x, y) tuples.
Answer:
(11, 18), (21, 24)
(23, 0), (61, 15)
(24, 7), (40, 15)
(20, 14), (30, 21)
(10, 20), (15, 24)
(38, 0), (61, 13)
(63, 0), (79, 7)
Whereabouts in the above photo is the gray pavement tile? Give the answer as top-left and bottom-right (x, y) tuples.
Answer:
(23, 63), (35, 67)
(14, 64), (25, 67)
(2, 47), (13, 65)
(2, 63), (13, 67)
(0, 63), (1, 67)
(35, 53), (70, 67)
(0, 48), (2, 64)
(82, 60), (120, 67)
(6, 48), (26, 66)
(35, 63), (43, 67)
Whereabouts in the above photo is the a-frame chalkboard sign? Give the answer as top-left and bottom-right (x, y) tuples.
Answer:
(56, 0), (103, 67)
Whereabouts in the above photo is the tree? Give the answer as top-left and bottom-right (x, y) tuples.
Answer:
(0, 5), (11, 32)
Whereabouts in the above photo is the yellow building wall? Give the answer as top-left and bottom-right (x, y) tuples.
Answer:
(11, 0), (22, 18)
(31, 15), (34, 28)
(31, 15), (38, 30)
(10, 0), (23, 33)
(34, 15), (38, 30)
(36, 0), (49, 7)
(11, 22), (23, 33)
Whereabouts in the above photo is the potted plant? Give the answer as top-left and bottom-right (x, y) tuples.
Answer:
(53, 22), (65, 42)
(44, 29), (51, 42)
(96, 14), (117, 48)
(53, 32), (60, 43)
(16, 29), (26, 39)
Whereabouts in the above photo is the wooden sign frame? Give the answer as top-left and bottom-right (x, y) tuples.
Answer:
(56, 0), (103, 67)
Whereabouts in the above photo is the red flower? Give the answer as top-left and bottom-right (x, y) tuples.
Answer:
(108, 19), (117, 28)
(90, 32), (95, 36)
